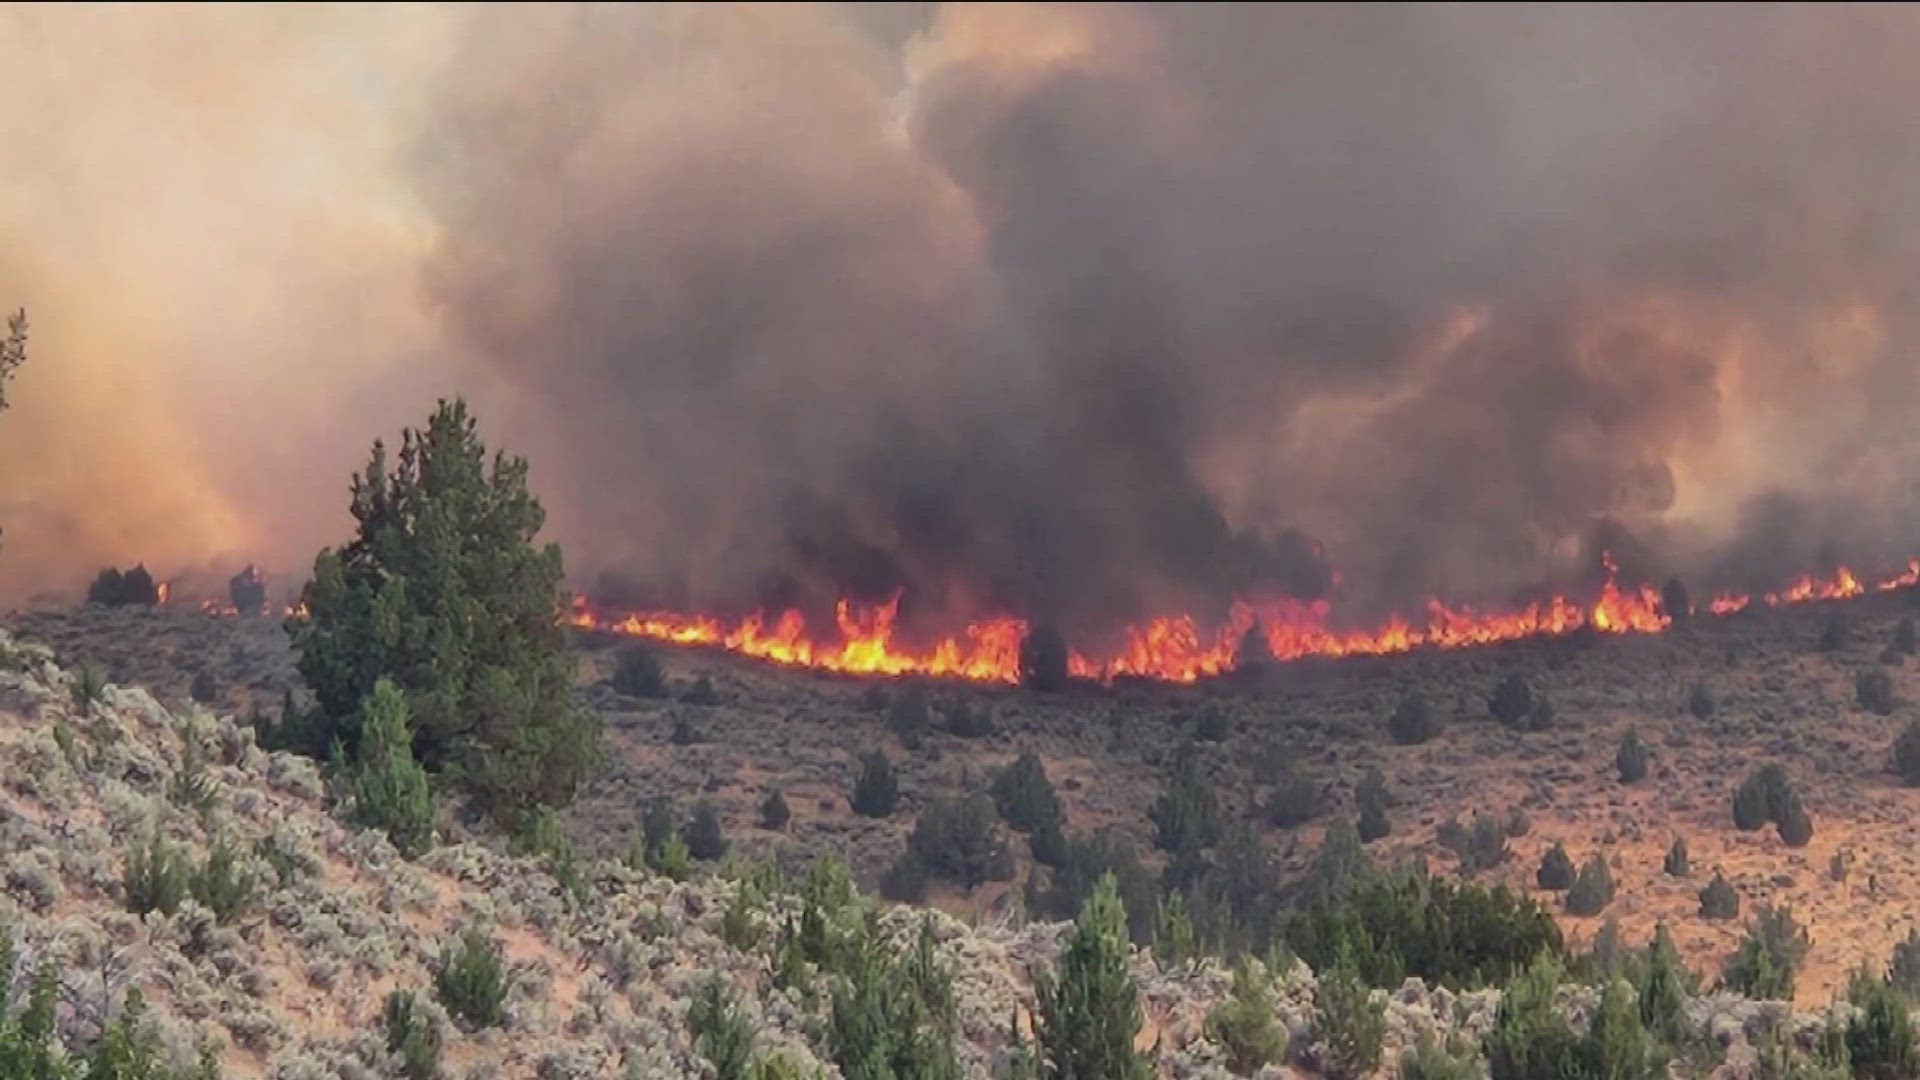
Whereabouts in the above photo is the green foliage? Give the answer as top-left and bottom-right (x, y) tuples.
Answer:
(84, 989), (221, 1080)
(1859, 669), (1898, 715)
(1565, 853), (1616, 917)
(888, 686), (931, 749)
(1639, 925), (1691, 1047)
(1438, 811), (1511, 873)
(1151, 889), (1197, 968)
(688, 974), (757, 1080)
(189, 835), (256, 924)
(289, 398), (601, 823)
(1845, 968), (1918, 1080)
(167, 723), (218, 815)
(1204, 958), (1286, 1076)
(825, 911), (961, 1080)
(609, 645), (666, 698)
(1034, 875), (1151, 1080)
(1687, 681), (1716, 720)
(907, 795), (1011, 889)
(1721, 907), (1808, 1000)
(1537, 843), (1574, 891)
(1587, 974), (1666, 1079)
(1664, 837), (1690, 877)
(1315, 956), (1385, 1079)
(1388, 693), (1438, 745)
(87, 564), (161, 607)
(124, 827), (188, 916)
(1265, 767), (1321, 829)
(383, 989), (441, 1080)
(1698, 873), (1740, 921)
(760, 788), (791, 831)
(350, 678), (435, 857)
(1020, 624), (1069, 693)
(1285, 870), (1563, 991)
(991, 752), (1063, 836)
(851, 751), (898, 818)
(1306, 816), (1372, 904)
(1616, 727), (1649, 783)
(1025, 830), (1160, 945)
(1151, 745), (1221, 851)
(433, 927), (512, 1030)
(513, 806), (584, 902)
(1484, 957), (1588, 1080)
(73, 665), (107, 717)
(1355, 768), (1389, 843)
(1400, 1036), (1481, 1080)
(685, 798), (729, 862)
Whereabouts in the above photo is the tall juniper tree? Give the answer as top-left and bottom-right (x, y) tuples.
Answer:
(289, 399), (601, 826)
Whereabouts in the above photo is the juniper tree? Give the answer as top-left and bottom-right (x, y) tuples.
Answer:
(1565, 853), (1616, 916)
(1536, 843), (1574, 891)
(1355, 768), (1390, 843)
(851, 751), (899, 818)
(991, 751), (1063, 836)
(1034, 874), (1152, 1080)
(1387, 693), (1438, 745)
(1663, 837), (1689, 877)
(289, 399), (600, 825)
(1617, 727), (1650, 783)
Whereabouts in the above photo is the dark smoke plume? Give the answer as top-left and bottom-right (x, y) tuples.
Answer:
(6, 5), (1920, 630)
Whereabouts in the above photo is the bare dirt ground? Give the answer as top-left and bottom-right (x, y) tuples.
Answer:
(16, 591), (1920, 1009)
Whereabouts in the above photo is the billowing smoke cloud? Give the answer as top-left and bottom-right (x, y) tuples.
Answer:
(3, 4), (1920, 633)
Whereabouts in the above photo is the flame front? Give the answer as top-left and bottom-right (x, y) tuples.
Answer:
(561, 555), (1913, 685)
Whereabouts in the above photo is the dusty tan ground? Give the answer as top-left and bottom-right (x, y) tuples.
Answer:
(17, 591), (1920, 1010)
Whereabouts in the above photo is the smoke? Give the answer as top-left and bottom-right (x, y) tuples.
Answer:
(4, 4), (1920, 630)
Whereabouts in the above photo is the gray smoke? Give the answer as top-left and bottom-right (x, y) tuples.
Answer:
(5, 4), (1920, 632)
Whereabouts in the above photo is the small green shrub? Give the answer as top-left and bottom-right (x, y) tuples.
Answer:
(685, 799), (728, 862)
(687, 974), (755, 1080)
(1034, 875), (1151, 1080)
(1859, 669), (1897, 715)
(1151, 746), (1222, 851)
(1565, 853), (1615, 917)
(1265, 768), (1321, 829)
(1616, 727), (1649, 783)
(759, 788), (791, 831)
(351, 679), (435, 858)
(1536, 843), (1574, 891)
(850, 751), (898, 818)
(124, 827), (188, 916)
(991, 751), (1062, 836)
(1721, 907), (1808, 1000)
(433, 927), (512, 1030)
(610, 645), (667, 698)
(1400, 1036), (1481, 1080)
(1663, 837), (1689, 877)
(1315, 958), (1385, 1079)
(384, 989), (442, 1080)
(72, 665), (106, 717)
(1777, 788), (1814, 848)
(1204, 958), (1286, 1076)
(907, 795), (1011, 889)
(1388, 693), (1438, 745)
(1698, 873), (1740, 921)
(190, 835), (256, 924)
(1438, 811), (1511, 874)
(1845, 968), (1918, 1080)
(1732, 763), (1793, 831)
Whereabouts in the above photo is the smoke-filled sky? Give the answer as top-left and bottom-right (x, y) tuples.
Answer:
(4, 2), (1920, 634)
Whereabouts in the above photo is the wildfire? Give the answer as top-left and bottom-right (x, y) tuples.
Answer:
(564, 555), (1916, 686)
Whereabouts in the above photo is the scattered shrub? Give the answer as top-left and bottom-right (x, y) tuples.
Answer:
(826, 911), (962, 1079)
(1663, 837), (1689, 877)
(1565, 853), (1616, 917)
(190, 835), (256, 924)
(685, 799), (728, 862)
(940, 698), (996, 738)
(907, 795), (1011, 889)
(1387, 693), (1438, 745)
(1616, 727), (1650, 783)
(434, 927), (512, 1030)
(124, 827), (188, 916)
(1020, 624), (1070, 692)
(1286, 871), (1563, 991)
(1536, 843), (1574, 891)
(1721, 907), (1808, 1001)
(72, 665), (106, 717)
(384, 989), (442, 1080)
(610, 645), (667, 698)
(1315, 958), (1385, 1079)
(887, 685), (931, 749)
(1355, 768), (1390, 843)
(1034, 875), (1151, 1080)
(1204, 957), (1287, 1076)
(289, 399), (601, 823)
(1438, 811), (1511, 874)
(759, 788), (791, 831)
(850, 752), (898, 818)
(1686, 681), (1715, 720)
(990, 751), (1062, 836)
(1699, 874), (1740, 921)
(1152, 889), (1197, 968)
(1859, 669), (1897, 715)
(1640, 925), (1692, 1046)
